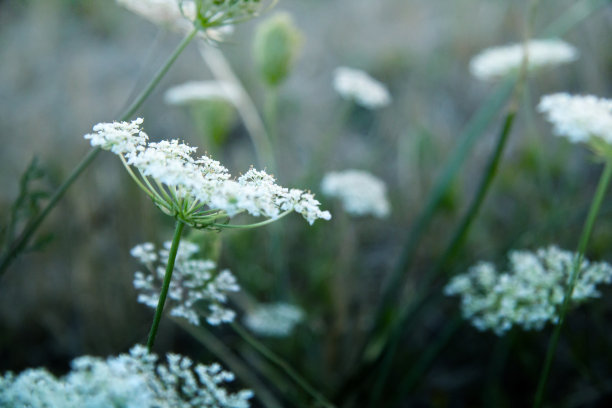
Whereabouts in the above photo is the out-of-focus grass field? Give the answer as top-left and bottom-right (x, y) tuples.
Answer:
(1, 0), (612, 406)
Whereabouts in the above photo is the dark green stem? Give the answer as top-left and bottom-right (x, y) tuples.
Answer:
(0, 28), (198, 278)
(147, 221), (185, 351)
(374, 77), (516, 331)
(533, 158), (612, 408)
(231, 322), (336, 408)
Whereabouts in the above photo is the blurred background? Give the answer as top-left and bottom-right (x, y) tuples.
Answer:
(1, 0), (612, 406)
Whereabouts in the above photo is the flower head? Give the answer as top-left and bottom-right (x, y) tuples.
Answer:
(117, 0), (266, 37)
(0, 345), (253, 407)
(538, 93), (612, 150)
(321, 169), (390, 218)
(84, 118), (331, 229)
(244, 302), (304, 337)
(333, 67), (391, 109)
(133, 240), (239, 326)
(470, 39), (578, 80)
(164, 81), (241, 105)
(444, 246), (612, 335)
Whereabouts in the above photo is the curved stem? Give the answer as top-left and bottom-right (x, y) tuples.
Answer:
(533, 158), (612, 408)
(0, 28), (198, 278)
(197, 42), (276, 173)
(231, 322), (336, 408)
(147, 220), (186, 351)
(211, 210), (292, 229)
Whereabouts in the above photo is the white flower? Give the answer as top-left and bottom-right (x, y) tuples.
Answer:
(332, 67), (391, 109)
(164, 80), (241, 105)
(117, 0), (264, 36)
(538, 93), (612, 145)
(321, 170), (390, 218)
(133, 241), (239, 326)
(84, 118), (148, 155)
(444, 246), (612, 335)
(85, 119), (331, 228)
(469, 39), (578, 80)
(244, 302), (305, 337)
(0, 345), (253, 408)
(117, 0), (197, 33)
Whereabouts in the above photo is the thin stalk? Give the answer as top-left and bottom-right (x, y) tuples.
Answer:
(174, 319), (285, 408)
(264, 86), (279, 145)
(0, 28), (198, 277)
(211, 210), (292, 229)
(198, 42), (276, 173)
(434, 111), (517, 274)
(231, 322), (336, 408)
(372, 77), (516, 331)
(147, 220), (186, 351)
(533, 158), (612, 408)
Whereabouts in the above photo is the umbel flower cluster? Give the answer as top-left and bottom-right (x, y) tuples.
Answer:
(538, 93), (612, 150)
(444, 246), (612, 335)
(0, 345), (252, 408)
(132, 241), (239, 326)
(333, 66), (391, 109)
(321, 169), (390, 218)
(117, 0), (265, 35)
(84, 118), (331, 229)
(469, 39), (578, 81)
(244, 302), (305, 337)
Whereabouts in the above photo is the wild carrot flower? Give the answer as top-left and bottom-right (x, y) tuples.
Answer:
(538, 93), (612, 151)
(469, 39), (578, 80)
(444, 246), (612, 335)
(84, 118), (331, 228)
(132, 240), (239, 326)
(244, 302), (304, 337)
(117, 0), (267, 36)
(332, 67), (391, 109)
(164, 80), (241, 105)
(0, 345), (253, 407)
(321, 169), (390, 218)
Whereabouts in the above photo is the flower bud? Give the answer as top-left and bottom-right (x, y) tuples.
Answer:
(253, 12), (303, 87)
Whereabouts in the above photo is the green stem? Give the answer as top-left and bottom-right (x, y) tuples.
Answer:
(0, 28), (198, 278)
(211, 210), (292, 229)
(435, 111), (517, 274)
(373, 77), (516, 330)
(533, 158), (612, 408)
(264, 86), (279, 145)
(146, 220), (185, 351)
(231, 322), (336, 408)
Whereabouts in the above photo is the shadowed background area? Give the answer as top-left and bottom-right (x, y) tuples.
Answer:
(1, 0), (612, 406)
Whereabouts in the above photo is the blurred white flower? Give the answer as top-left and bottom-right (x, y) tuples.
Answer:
(538, 93), (612, 146)
(444, 246), (612, 335)
(133, 240), (239, 326)
(469, 39), (578, 80)
(0, 345), (253, 407)
(244, 302), (304, 337)
(117, 0), (262, 37)
(164, 80), (241, 105)
(321, 169), (390, 218)
(84, 119), (331, 228)
(333, 66), (391, 109)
